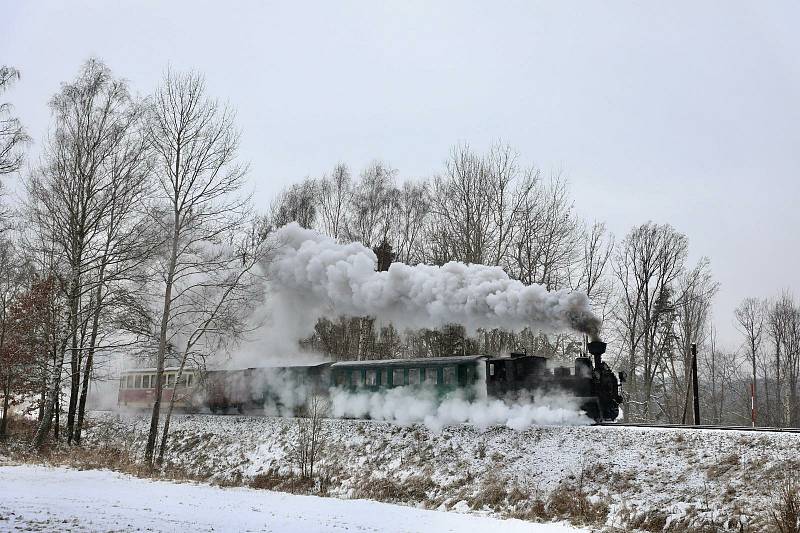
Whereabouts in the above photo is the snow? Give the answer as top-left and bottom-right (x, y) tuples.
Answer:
(0, 464), (582, 532)
(81, 412), (800, 531)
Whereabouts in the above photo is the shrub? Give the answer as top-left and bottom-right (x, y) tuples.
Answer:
(772, 478), (800, 533)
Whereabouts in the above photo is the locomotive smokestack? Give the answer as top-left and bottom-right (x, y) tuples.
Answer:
(587, 341), (606, 370)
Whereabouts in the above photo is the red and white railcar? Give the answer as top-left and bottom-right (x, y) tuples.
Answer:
(117, 368), (200, 411)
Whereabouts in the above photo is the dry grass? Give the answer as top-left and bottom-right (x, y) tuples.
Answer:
(250, 469), (314, 494)
(772, 477), (800, 533)
(353, 474), (436, 503)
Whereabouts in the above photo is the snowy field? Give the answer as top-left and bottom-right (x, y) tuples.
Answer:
(0, 464), (582, 532)
(79, 412), (800, 531)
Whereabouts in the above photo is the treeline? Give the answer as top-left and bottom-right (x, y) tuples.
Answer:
(0, 57), (797, 446)
(0, 60), (267, 466)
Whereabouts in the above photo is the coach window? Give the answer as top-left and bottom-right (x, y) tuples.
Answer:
(166, 374), (174, 387)
(187, 374), (193, 387)
(119, 378), (125, 389)
(127, 375), (134, 388)
(489, 363), (495, 377)
(134, 375), (142, 389)
(352, 369), (362, 386)
(334, 371), (346, 387)
(392, 368), (404, 386)
(145, 375), (153, 388)
(408, 368), (420, 385)
(443, 366), (456, 385)
(424, 368), (437, 385)
(366, 369), (377, 386)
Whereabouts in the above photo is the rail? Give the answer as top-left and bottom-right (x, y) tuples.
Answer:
(599, 422), (800, 434)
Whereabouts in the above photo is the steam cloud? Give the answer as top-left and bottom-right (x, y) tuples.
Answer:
(266, 223), (601, 339)
(330, 386), (591, 432)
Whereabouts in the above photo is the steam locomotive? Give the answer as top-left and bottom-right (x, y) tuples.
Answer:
(117, 341), (624, 422)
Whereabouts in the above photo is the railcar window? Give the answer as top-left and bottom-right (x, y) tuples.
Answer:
(334, 371), (346, 386)
(127, 375), (134, 388)
(380, 369), (388, 386)
(119, 378), (125, 389)
(187, 374), (193, 386)
(443, 366), (456, 385)
(352, 369), (362, 386)
(392, 368), (404, 386)
(135, 375), (142, 388)
(142, 375), (150, 389)
(424, 368), (437, 385)
(166, 374), (174, 387)
(365, 369), (377, 386)
(408, 368), (420, 385)
(489, 364), (495, 377)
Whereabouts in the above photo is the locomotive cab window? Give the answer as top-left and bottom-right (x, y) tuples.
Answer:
(489, 364), (495, 377)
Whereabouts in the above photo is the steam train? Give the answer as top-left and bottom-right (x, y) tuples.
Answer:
(117, 341), (624, 422)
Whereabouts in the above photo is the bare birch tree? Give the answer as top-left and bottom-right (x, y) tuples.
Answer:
(26, 58), (148, 446)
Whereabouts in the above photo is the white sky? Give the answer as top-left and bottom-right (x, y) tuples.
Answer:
(2, 1), (799, 348)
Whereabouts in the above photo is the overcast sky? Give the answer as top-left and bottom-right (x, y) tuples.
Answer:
(2, 1), (799, 348)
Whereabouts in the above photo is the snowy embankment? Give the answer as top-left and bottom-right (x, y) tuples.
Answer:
(0, 464), (580, 532)
(83, 412), (797, 531)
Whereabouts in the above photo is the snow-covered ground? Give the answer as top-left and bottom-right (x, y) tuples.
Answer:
(0, 464), (581, 532)
(78, 412), (799, 531)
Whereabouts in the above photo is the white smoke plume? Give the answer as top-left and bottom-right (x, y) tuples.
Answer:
(265, 223), (601, 340)
(329, 386), (591, 433)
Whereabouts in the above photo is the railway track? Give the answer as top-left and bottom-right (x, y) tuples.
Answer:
(600, 422), (800, 434)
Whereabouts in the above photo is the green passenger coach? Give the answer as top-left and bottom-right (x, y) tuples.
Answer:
(329, 355), (484, 397)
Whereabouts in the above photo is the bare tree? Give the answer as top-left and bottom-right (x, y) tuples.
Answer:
(317, 164), (351, 241)
(673, 259), (718, 423)
(156, 227), (267, 464)
(292, 391), (329, 481)
(143, 69), (249, 466)
(348, 161), (396, 248)
(613, 222), (688, 421)
(0, 66), (29, 178)
(429, 143), (536, 267)
(270, 179), (318, 229)
(390, 181), (429, 264)
(735, 297), (765, 425)
(26, 58), (147, 446)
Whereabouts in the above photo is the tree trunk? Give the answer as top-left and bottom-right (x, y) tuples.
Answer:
(32, 345), (66, 449)
(157, 356), (189, 465)
(66, 273), (82, 444)
(1, 373), (11, 437)
(74, 272), (106, 445)
(145, 219), (180, 467)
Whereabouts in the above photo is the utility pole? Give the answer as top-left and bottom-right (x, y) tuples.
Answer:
(691, 343), (700, 425)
